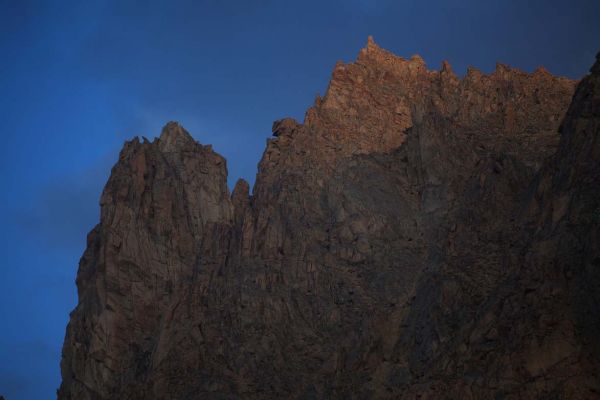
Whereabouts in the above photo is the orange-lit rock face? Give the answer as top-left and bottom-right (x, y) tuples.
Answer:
(59, 40), (600, 400)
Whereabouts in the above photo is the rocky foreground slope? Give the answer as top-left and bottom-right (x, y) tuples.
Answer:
(59, 39), (599, 399)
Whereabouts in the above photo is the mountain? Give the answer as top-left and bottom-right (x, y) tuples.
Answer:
(58, 38), (599, 399)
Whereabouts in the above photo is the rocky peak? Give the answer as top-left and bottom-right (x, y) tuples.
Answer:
(440, 59), (453, 73)
(158, 121), (196, 152)
(59, 40), (599, 400)
(231, 178), (250, 207)
(356, 36), (429, 76)
(271, 117), (300, 137)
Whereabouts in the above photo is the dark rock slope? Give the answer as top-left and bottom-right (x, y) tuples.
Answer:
(59, 39), (599, 399)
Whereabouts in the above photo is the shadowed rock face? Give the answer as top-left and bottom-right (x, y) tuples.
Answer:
(58, 39), (599, 399)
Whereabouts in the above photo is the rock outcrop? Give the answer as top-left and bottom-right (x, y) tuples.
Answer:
(59, 39), (599, 399)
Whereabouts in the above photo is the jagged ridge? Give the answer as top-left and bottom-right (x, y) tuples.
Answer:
(59, 40), (600, 399)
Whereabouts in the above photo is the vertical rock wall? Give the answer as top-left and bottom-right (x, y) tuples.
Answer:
(59, 40), (599, 399)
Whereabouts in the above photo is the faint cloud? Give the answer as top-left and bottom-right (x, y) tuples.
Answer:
(12, 149), (118, 252)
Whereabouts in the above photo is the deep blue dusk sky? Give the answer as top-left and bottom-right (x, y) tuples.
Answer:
(0, 1), (598, 398)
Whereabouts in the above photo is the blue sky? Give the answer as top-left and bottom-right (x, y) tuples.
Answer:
(0, 0), (598, 398)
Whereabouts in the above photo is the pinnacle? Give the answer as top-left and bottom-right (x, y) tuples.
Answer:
(441, 60), (453, 73)
(361, 35), (384, 56)
(232, 178), (250, 198)
(158, 121), (196, 152)
(367, 35), (377, 48)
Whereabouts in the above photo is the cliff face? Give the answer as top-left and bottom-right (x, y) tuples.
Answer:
(59, 39), (599, 399)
